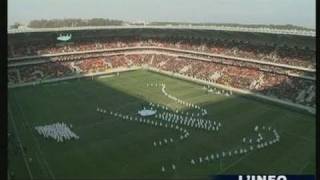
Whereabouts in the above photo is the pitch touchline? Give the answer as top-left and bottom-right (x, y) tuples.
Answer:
(12, 93), (56, 180)
(8, 105), (34, 180)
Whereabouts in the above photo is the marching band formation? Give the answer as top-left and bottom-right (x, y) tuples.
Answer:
(81, 83), (281, 173)
(153, 137), (175, 147)
(154, 109), (222, 132)
(35, 122), (79, 142)
(189, 125), (280, 166)
(147, 83), (208, 116)
(96, 83), (282, 172)
(96, 107), (190, 143)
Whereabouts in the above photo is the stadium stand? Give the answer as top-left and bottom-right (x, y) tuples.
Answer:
(8, 38), (315, 69)
(9, 53), (315, 108)
(7, 31), (316, 110)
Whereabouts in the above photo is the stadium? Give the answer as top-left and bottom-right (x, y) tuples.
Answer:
(8, 26), (316, 179)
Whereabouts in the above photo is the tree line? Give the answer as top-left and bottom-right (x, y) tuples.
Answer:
(148, 22), (314, 31)
(10, 18), (313, 31)
(27, 18), (124, 28)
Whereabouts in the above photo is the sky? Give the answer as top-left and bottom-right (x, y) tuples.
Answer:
(8, 0), (315, 29)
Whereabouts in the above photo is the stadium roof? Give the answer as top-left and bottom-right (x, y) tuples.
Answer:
(8, 25), (315, 37)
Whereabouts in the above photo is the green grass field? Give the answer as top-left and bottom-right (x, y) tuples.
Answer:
(8, 70), (315, 179)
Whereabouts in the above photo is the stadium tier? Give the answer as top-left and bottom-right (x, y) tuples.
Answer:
(8, 29), (316, 110)
(8, 37), (315, 68)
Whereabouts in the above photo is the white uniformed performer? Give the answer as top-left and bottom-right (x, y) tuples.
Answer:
(172, 164), (176, 170)
(161, 166), (165, 172)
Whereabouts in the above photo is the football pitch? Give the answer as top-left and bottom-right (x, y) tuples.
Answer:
(8, 70), (315, 179)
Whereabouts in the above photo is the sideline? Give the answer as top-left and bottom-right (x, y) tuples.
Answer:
(8, 104), (34, 180)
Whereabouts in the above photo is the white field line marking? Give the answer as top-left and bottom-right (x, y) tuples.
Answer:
(12, 93), (56, 180)
(8, 105), (34, 180)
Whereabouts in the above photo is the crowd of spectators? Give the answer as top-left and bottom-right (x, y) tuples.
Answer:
(9, 53), (315, 108)
(9, 38), (315, 68)
(15, 62), (73, 83)
(8, 70), (19, 84)
(73, 58), (109, 73)
(105, 55), (131, 68)
(145, 55), (315, 107)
